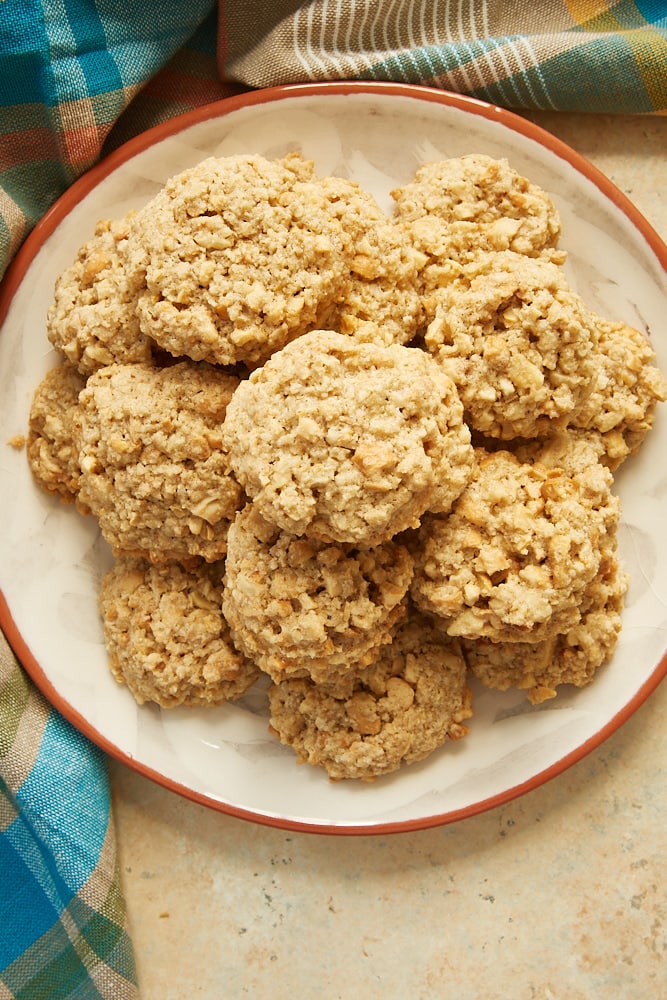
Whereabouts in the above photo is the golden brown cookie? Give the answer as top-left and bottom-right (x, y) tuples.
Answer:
(124, 152), (349, 367)
(267, 609), (472, 781)
(314, 174), (424, 345)
(410, 448), (620, 643)
(424, 250), (600, 440)
(221, 329), (474, 545)
(99, 555), (259, 707)
(463, 529), (628, 703)
(27, 362), (86, 503)
(76, 361), (243, 563)
(47, 215), (153, 375)
(222, 504), (413, 688)
(508, 427), (607, 474)
(570, 315), (667, 469)
(391, 153), (562, 293)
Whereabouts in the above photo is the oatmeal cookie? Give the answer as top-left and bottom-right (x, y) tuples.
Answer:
(76, 361), (243, 563)
(125, 152), (348, 367)
(424, 251), (600, 439)
(570, 316), (667, 469)
(391, 154), (562, 293)
(463, 529), (628, 703)
(222, 504), (413, 687)
(47, 215), (153, 375)
(509, 428), (608, 474)
(27, 362), (86, 502)
(267, 609), (472, 781)
(410, 448), (620, 643)
(221, 329), (474, 546)
(313, 174), (424, 345)
(99, 556), (259, 707)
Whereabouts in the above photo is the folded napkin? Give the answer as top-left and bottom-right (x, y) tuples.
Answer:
(0, 631), (138, 998)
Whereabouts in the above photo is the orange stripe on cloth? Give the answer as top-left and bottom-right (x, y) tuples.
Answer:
(0, 126), (62, 171)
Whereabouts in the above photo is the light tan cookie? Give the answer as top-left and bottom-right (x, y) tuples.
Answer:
(509, 427), (608, 474)
(47, 215), (154, 375)
(99, 555), (259, 707)
(410, 448), (620, 643)
(221, 329), (474, 545)
(313, 174), (424, 345)
(267, 609), (472, 781)
(125, 152), (348, 367)
(463, 529), (628, 703)
(424, 251), (600, 439)
(76, 361), (243, 563)
(570, 315), (667, 469)
(222, 504), (413, 688)
(391, 154), (562, 293)
(27, 362), (86, 503)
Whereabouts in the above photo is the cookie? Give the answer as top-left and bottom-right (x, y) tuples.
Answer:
(125, 152), (348, 367)
(267, 609), (472, 780)
(47, 215), (154, 375)
(27, 362), (86, 503)
(509, 427), (608, 473)
(570, 316), (667, 469)
(424, 251), (600, 439)
(222, 504), (413, 687)
(221, 329), (474, 545)
(76, 361), (243, 563)
(99, 555), (259, 707)
(391, 154), (562, 293)
(463, 529), (628, 703)
(410, 448), (620, 643)
(313, 174), (424, 345)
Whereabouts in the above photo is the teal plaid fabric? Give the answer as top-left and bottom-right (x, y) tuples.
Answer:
(0, 1), (235, 281)
(0, 632), (137, 999)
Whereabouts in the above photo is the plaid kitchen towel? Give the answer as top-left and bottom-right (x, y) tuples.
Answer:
(0, 1), (237, 282)
(218, 0), (667, 113)
(0, 630), (138, 999)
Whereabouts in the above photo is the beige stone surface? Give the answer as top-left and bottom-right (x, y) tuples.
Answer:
(109, 110), (667, 1000)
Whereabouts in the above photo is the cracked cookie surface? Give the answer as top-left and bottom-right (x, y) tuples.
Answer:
(99, 555), (259, 707)
(570, 315), (667, 469)
(222, 328), (474, 545)
(267, 609), (472, 781)
(410, 448), (620, 643)
(463, 528), (628, 703)
(222, 504), (413, 688)
(76, 361), (243, 563)
(315, 174), (424, 345)
(125, 152), (348, 367)
(391, 153), (562, 294)
(47, 215), (153, 375)
(27, 362), (86, 503)
(424, 251), (600, 440)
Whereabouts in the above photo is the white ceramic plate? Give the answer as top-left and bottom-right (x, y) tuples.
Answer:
(2, 83), (666, 835)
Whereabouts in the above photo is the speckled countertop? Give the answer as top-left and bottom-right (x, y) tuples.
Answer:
(108, 111), (667, 1000)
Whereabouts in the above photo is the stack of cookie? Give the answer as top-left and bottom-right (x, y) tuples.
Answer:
(27, 152), (666, 780)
